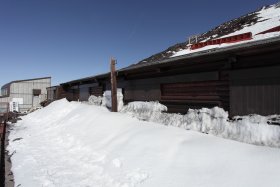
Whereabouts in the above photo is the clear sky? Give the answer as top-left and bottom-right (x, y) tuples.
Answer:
(0, 0), (278, 86)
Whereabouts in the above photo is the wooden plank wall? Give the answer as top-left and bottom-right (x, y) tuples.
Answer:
(57, 86), (67, 100)
(89, 86), (103, 97)
(121, 72), (219, 101)
(118, 71), (222, 113)
(161, 80), (229, 113)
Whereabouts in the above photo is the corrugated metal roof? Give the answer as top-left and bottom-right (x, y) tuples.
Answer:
(1, 77), (51, 89)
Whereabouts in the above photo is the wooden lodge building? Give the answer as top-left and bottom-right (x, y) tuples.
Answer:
(49, 36), (280, 116)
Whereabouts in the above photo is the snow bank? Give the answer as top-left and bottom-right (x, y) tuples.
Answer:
(121, 102), (280, 148)
(7, 99), (280, 187)
(88, 95), (103, 106)
(120, 101), (167, 120)
(228, 115), (280, 147)
(102, 89), (124, 111)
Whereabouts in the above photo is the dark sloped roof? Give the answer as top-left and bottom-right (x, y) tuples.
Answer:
(61, 73), (109, 85)
(61, 36), (280, 85)
(119, 36), (280, 72)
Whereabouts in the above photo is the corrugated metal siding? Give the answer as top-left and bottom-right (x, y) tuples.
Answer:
(9, 78), (51, 112)
(0, 102), (9, 114)
(0, 96), (10, 103)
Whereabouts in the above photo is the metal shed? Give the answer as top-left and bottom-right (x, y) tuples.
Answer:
(0, 77), (51, 113)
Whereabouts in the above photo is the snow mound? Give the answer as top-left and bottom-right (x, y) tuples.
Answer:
(102, 89), (124, 111)
(122, 102), (280, 148)
(7, 99), (280, 187)
(88, 95), (103, 106)
(120, 101), (167, 120)
(21, 98), (76, 126)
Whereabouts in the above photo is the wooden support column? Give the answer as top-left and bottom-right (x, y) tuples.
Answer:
(110, 58), (118, 112)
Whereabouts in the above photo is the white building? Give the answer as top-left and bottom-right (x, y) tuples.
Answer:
(0, 77), (51, 113)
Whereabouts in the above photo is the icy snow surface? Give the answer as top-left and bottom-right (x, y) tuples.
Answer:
(7, 99), (280, 187)
(172, 4), (280, 57)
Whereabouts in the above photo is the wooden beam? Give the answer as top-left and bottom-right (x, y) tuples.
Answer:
(110, 58), (118, 112)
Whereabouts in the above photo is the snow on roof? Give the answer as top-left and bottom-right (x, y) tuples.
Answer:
(171, 4), (280, 58)
(224, 3), (280, 37)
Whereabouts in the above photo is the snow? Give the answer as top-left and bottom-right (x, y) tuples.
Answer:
(120, 101), (167, 120)
(171, 4), (280, 58)
(223, 4), (280, 37)
(122, 102), (280, 148)
(7, 99), (280, 187)
(172, 32), (280, 57)
(102, 89), (124, 111)
(88, 95), (103, 106)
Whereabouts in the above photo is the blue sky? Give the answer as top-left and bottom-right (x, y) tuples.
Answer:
(0, 0), (278, 86)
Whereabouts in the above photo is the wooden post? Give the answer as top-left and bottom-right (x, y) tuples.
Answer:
(110, 58), (118, 112)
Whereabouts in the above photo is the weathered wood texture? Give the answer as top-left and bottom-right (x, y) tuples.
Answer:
(161, 80), (229, 113)
(111, 59), (118, 112)
(56, 86), (67, 100)
(89, 86), (103, 97)
(121, 71), (219, 103)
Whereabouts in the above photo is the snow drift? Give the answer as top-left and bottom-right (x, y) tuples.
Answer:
(7, 99), (280, 187)
(121, 102), (280, 148)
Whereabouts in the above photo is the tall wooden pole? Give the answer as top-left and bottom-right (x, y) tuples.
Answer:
(110, 58), (118, 112)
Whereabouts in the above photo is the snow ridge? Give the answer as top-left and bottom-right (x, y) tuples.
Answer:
(122, 102), (280, 148)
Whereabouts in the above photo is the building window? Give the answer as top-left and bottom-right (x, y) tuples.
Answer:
(33, 89), (41, 96)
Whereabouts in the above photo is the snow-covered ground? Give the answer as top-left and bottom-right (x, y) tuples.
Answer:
(7, 99), (280, 187)
(171, 4), (280, 57)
